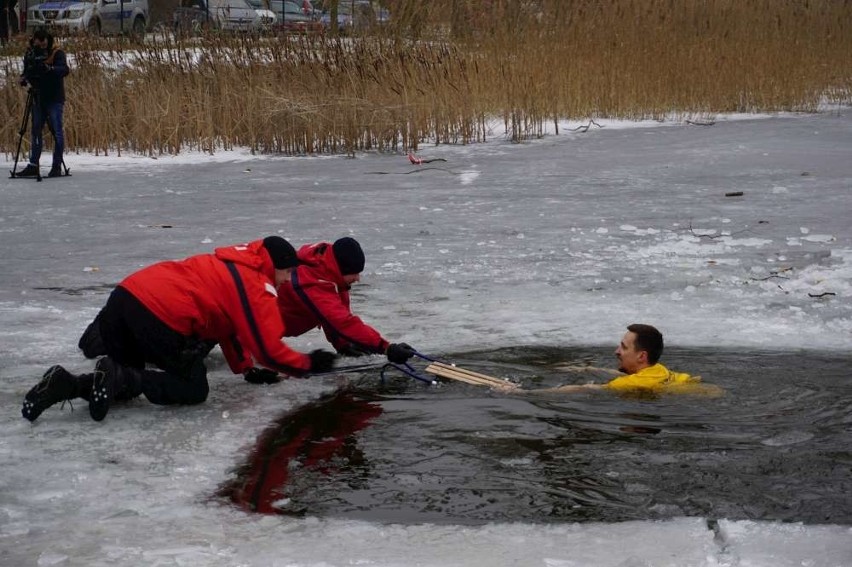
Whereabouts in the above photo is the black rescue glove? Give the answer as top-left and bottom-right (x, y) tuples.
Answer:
(244, 367), (281, 384)
(386, 343), (416, 364)
(309, 349), (337, 373)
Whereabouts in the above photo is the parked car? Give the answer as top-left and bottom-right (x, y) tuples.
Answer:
(319, 0), (387, 34)
(268, 0), (320, 33)
(244, 0), (277, 31)
(26, 0), (149, 35)
(173, 0), (263, 34)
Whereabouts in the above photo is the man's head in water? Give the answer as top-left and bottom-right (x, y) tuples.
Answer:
(615, 324), (663, 374)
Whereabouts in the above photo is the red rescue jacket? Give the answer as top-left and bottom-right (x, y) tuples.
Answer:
(277, 242), (389, 354)
(119, 239), (312, 376)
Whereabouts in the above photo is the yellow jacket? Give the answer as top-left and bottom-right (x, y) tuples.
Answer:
(604, 363), (721, 396)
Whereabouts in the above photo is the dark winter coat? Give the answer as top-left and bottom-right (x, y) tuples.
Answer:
(23, 45), (69, 104)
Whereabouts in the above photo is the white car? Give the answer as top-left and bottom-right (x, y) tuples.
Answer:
(27, 0), (149, 35)
(244, 0), (277, 31)
(173, 0), (265, 33)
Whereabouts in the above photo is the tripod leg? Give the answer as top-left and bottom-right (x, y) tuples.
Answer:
(10, 90), (33, 178)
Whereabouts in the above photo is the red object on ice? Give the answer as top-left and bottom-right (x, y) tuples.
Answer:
(408, 152), (423, 165)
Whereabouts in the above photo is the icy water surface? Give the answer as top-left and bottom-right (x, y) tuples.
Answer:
(221, 346), (852, 525)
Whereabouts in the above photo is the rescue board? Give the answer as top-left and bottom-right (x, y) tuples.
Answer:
(424, 361), (517, 390)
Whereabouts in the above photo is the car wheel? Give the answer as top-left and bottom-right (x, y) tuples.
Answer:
(87, 18), (100, 35)
(131, 16), (146, 38)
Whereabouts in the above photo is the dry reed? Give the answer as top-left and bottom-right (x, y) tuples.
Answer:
(1, 0), (851, 156)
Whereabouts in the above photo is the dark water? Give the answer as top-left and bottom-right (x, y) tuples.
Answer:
(219, 347), (852, 525)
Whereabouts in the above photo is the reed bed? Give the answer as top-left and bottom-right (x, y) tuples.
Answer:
(2, 0), (851, 156)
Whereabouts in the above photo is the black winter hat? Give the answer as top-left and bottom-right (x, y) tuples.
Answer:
(263, 236), (299, 269)
(332, 237), (365, 275)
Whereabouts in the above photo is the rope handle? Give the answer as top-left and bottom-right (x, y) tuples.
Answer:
(380, 362), (437, 385)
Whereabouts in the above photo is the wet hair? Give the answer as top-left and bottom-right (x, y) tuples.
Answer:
(627, 324), (663, 364)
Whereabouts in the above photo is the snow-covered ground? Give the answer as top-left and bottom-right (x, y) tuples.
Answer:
(1, 110), (850, 566)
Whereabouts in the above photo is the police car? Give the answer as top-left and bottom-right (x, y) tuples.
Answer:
(26, 0), (149, 35)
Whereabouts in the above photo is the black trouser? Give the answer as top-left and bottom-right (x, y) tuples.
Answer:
(80, 286), (216, 405)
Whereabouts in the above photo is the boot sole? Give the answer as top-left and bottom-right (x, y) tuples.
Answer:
(89, 360), (113, 422)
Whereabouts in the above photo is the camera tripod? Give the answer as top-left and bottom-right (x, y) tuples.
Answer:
(10, 88), (70, 181)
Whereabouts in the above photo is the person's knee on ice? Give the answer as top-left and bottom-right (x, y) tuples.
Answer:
(78, 316), (107, 359)
(179, 357), (210, 405)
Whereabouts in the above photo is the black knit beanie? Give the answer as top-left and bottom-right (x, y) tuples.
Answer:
(332, 237), (365, 275)
(263, 236), (299, 269)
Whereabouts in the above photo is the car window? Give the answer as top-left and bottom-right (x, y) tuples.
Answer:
(210, 0), (255, 11)
(269, 0), (304, 15)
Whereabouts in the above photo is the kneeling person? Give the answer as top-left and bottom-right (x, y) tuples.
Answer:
(22, 237), (336, 422)
(275, 237), (417, 370)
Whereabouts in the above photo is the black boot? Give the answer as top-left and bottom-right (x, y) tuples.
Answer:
(22, 365), (81, 422)
(16, 164), (39, 178)
(48, 165), (62, 178)
(90, 357), (118, 421)
(89, 357), (143, 421)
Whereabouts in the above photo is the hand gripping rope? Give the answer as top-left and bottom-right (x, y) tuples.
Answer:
(380, 350), (439, 385)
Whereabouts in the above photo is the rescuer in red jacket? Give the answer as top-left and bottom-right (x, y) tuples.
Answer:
(22, 236), (337, 423)
(259, 237), (415, 386)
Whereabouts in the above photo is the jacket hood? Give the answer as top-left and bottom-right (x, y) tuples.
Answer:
(214, 239), (276, 280)
(296, 242), (346, 286)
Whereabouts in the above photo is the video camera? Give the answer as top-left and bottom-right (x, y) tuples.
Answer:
(22, 46), (48, 85)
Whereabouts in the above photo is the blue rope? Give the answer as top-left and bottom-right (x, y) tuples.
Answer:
(380, 362), (437, 385)
(314, 350), (444, 386)
(310, 360), (389, 376)
(411, 350), (443, 363)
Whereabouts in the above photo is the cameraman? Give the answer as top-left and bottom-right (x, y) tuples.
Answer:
(18, 29), (69, 178)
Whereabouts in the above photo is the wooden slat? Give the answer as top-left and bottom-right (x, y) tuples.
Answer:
(425, 362), (517, 389)
(425, 364), (496, 386)
(428, 362), (505, 383)
(424, 364), (491, 386)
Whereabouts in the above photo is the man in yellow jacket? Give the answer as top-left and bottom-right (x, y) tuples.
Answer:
(528, 324), (719, 396)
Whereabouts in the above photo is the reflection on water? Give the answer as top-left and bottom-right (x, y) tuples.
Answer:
(218, 391), (383, 514)
(220, 347), (852, 525)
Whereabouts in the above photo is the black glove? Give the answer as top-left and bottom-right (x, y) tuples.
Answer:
(386, 343), (416, 364)
(244, 367), (281, 384)
(336, 344), (370, 358)
(309, 349), (336, 373)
